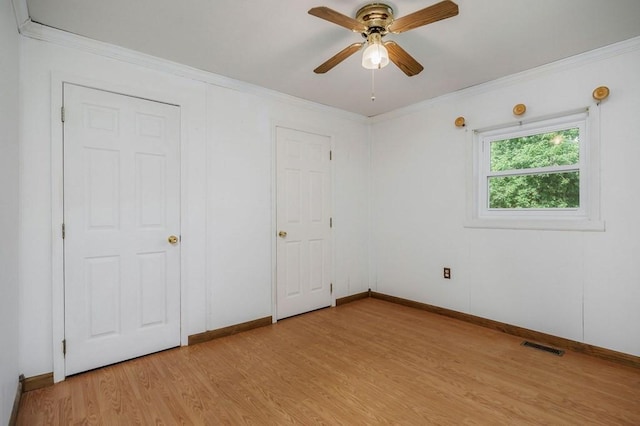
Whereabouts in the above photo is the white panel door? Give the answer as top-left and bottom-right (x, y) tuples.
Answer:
(63, 83), (181, 376)
(276, 127), (332, 319)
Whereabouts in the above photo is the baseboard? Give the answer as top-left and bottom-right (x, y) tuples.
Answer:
(370, 292), (640, 369)
(188, 316), (272, 345)
(22, 372), (54, 392)
(336, 291), (370, 306)
(8, 375), (24, 426)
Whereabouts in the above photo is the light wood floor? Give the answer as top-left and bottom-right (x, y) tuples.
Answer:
(17, 298), (640, 425)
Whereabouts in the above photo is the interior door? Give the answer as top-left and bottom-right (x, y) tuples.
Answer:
(63, 83), (181, 376)
(276, 127), (332, 320)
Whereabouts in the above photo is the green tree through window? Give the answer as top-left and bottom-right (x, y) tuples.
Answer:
(488, 128), (580, 209)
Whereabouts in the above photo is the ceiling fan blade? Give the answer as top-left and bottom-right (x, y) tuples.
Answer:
(308, 7), (367, 33)
(314, 43), (363, 74)
(388, 0), (459, 34)
(384, 41), (424, 76)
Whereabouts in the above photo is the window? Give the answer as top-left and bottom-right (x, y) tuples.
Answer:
(466, 110), (603, 231)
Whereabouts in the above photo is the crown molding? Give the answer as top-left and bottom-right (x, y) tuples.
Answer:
(17, 17), (640, 126)
(371, 35), (640, 124)
(11, 0), (29, 31)
(19, 21), (369, 124)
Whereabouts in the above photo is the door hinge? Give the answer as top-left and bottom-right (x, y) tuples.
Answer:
(62, 339), (66, 356)
(61, 106), (65, 123)
(329, 150), (332, 160)
(61, 223), (65, 239)
(330, 283), (333, 294)
(330, 217), (333, 228)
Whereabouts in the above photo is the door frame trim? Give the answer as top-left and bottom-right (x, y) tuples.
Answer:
(51, 73), (188, 382)
(270, 123), (336, 322)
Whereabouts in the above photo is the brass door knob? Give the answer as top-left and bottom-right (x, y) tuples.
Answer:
(168, 235), (179, 244)
(278, 231), (287, 238)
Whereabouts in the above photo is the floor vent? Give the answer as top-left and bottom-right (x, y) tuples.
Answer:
(521, 341), (564, 356)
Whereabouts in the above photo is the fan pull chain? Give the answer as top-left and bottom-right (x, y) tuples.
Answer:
(371, 69), (376, 102)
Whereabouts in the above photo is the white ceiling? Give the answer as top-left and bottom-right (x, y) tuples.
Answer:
(24, 0), (640, 117)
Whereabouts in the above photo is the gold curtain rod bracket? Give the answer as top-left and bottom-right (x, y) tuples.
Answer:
(592, 86), (610, 102)
(513, 103), (526, 116)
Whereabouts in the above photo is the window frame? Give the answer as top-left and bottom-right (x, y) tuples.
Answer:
(466, 108), (604, 231)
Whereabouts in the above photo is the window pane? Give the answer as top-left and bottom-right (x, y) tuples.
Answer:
(490, 128), (579, 172)
(488, 172), (580, 209)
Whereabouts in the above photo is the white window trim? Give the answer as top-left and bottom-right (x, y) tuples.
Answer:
(465, 107), (604, 231)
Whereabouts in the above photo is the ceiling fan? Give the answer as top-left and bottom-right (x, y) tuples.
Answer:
(309, 1), (459, 76)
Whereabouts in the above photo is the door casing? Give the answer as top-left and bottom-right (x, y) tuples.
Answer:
(51, 73), (189, 382)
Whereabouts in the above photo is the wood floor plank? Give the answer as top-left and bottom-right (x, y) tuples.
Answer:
(17, 298), (640, 425)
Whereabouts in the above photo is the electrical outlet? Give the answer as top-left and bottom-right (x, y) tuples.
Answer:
(443, 267), (451, 279)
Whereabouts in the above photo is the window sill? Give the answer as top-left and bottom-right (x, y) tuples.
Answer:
(464, 217), (605, 232)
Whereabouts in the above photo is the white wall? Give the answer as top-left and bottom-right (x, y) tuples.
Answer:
(18, 31), (370, 378)
(18, 18), (638, 385)
(371, 39), (640, 356)
(0, 0), (21, 423)
(206, 86), (370, 329)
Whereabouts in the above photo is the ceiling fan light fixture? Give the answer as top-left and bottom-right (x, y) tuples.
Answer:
(309, 1), (459, 75)
(362, 32), (389, 69)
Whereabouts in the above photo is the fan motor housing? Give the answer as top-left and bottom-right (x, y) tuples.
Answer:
(356, 3), (394, 35)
